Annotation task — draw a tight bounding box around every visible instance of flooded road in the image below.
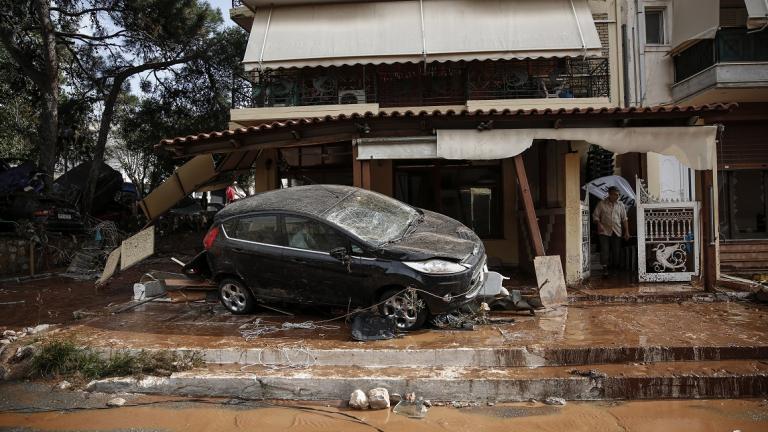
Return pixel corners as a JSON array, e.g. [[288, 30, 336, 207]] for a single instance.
[[1, 398, 767, 431]]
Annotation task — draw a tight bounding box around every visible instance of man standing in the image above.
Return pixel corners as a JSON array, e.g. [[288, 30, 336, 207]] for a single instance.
[[592, 186, 630, 274]]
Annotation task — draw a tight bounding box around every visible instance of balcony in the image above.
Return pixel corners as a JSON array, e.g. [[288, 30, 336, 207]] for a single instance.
[[230, 58, 610, 124], [672, 29, 768, 104]]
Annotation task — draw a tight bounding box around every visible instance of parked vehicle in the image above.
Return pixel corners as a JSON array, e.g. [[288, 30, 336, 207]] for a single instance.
[[185, 185, 489, 330]]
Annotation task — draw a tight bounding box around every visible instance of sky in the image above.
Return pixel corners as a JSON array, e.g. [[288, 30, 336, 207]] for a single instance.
[[209, 0, 236, 27]]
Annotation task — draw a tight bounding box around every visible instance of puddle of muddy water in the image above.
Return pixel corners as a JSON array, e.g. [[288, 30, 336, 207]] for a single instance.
[[1, 399, 767, 432]]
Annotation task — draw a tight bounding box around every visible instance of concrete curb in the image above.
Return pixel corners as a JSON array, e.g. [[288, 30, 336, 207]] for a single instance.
[[92, 345, 768, 368], [86, 367, 768, 402]]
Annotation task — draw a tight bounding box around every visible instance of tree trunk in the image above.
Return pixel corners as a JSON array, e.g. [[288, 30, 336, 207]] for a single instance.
[[82, 77, 124, 215], [34, 0, 59, 191]]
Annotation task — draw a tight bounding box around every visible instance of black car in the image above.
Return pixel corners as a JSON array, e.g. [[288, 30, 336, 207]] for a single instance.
[[189, 185, 487, 330]]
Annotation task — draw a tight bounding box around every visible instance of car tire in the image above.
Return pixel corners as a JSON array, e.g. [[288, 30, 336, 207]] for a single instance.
[[218, 278, 255, 315], [378, 288, 428, 331]]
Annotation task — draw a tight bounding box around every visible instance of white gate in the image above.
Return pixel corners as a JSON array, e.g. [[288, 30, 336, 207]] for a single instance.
[[580, 200, 591, 279], [636, 178, 700, 282]]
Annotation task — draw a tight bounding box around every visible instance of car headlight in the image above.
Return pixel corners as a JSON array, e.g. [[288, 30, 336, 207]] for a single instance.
[[403, 259, 467, 274]]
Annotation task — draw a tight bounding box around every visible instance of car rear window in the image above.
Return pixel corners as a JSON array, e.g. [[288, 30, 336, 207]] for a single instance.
[[227, 215, 280, 245]]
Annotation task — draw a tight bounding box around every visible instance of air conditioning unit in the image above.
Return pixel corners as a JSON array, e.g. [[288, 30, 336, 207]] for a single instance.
[[338, 89, 366, 104]]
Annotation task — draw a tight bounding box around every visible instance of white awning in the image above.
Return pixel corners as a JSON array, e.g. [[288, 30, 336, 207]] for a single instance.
[[745, 0, 768, 30], [670, 0, 720, 54], [244, 0, 603, 71], [356, 127, 719, 171]]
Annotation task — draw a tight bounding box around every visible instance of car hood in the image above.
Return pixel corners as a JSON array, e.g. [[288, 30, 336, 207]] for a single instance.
[[380, 210, 483, 262]]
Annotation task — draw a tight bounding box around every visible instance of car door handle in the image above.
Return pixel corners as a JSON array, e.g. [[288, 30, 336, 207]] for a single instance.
[[291, 258, 308, 264], [232, 247, 247, 253]]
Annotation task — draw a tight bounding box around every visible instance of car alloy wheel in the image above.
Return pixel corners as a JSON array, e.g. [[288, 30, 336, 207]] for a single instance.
[[380, 288, 427, 331], [219, 278, 254, 314]]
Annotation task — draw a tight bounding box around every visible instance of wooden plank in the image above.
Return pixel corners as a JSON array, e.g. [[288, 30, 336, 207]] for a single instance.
[[361, 160, 372, 190], [352, 144, 362, 187], [514, 154, 545, 257], [162, 278, 216, 288]]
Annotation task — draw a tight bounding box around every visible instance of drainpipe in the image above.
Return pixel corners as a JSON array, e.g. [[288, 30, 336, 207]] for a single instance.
[[634, 0, 646, 106], [622, 24, 631, 108]]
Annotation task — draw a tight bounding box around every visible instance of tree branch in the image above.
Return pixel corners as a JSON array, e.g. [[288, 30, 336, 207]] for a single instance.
[[50, 6, 121, 17], [0, 30, 46, 87], [55, 29, 127, 41]]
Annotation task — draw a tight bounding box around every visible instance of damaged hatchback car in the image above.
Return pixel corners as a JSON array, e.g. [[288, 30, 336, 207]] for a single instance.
[[187, 185, 494, 330]]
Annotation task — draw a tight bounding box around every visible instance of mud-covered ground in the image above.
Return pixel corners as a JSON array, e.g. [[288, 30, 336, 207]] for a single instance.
[[0, 382, 767, 432], [0, 231, 205, 329]]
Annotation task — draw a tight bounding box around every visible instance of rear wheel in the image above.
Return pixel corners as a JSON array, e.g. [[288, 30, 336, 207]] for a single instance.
[[219, 278, 255, 314], [378, 288, 428, 331]]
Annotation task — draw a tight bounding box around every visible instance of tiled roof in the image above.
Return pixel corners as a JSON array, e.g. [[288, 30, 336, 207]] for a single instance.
[[157, 103, 737, 147]]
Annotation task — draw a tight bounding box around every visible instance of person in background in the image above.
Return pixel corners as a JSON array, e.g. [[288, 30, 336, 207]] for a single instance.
[[593, 186, 630, 275], [225, 181, 246, 205]]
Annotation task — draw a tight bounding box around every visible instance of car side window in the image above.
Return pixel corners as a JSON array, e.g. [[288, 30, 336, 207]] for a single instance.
[[231, 215, 280, 245], [284, 216, 348, 252]]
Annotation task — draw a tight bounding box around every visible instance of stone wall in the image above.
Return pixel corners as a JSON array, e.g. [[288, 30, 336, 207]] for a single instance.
[[0, 237, 31, 276], [0, 234, 83, 277]]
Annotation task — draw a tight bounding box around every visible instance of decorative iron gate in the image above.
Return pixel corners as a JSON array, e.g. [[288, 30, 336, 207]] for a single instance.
[[580, 200, 591, 279], [636, 178, 700, 282]]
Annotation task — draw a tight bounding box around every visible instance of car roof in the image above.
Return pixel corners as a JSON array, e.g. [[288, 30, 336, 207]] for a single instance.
[[214, 184, 362, 222]]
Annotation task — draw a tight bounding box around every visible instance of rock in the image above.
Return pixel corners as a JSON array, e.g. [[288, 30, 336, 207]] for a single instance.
[[106, 397, 126, 407], [0, 339, 10, 345], [28, 324, 51, 335], [367, 388, 390, 410], [2, 330, 16, 338], [487, 402, 495, 406], [13, 345, 38, 362], [58, 380, 72, 390], [349, 389, 369, 410], [389, 393, 402, 404], [404, 392, 416, 402], [544, 397, 567, 406], [423, 399, 432, 408]]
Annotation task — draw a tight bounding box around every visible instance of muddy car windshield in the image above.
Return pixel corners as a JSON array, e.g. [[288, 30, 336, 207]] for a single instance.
[[322, 191, 419, 245]]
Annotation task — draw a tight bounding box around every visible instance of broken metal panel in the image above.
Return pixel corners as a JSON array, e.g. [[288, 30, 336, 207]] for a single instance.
[[97, 248, 121, 286], [534, 255, 568, 308], [120, 226, 155, 271], [139, 155, 217, 221], [636, 178, 701, 282]]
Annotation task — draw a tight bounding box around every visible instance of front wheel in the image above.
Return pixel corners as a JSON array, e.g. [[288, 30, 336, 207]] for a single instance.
[[219, 278, 255, 314], [378, 288, 428, 331]]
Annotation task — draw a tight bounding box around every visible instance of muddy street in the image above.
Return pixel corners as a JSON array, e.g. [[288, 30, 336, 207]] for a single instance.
[[0, 383, 767, 432]]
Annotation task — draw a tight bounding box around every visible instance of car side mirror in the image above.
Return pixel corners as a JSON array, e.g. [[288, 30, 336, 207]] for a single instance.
[[329, 247, 349, 262], [330, 246, 353, 273]]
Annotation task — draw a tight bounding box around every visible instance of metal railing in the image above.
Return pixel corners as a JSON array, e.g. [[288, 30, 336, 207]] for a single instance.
[[231, 0, 245, 8], [674, 28, 768, 83], [232, 58, 611, 109]]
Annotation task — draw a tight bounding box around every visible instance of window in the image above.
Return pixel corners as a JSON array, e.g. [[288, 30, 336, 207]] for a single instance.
[[394, 161, 503, 238], [645, 9, 666, 45], [284, 216, 350, 252], [230, 215, 281, 244]]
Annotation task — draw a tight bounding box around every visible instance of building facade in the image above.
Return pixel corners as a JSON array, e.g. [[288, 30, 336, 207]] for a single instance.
[[624, 0, 768, 275]]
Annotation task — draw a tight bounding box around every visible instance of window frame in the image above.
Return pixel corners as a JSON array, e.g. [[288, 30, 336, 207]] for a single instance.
[[644, 7, 667, 46]]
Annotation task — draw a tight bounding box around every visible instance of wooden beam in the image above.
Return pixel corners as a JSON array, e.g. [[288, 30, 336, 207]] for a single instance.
[[352, 144, 362, 188], [514, 154, 545, 257], [700, 169, 717, 292]]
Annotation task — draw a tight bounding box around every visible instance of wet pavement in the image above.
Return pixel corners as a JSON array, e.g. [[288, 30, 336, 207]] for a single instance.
[[1, 382, 767, 431], [49, 299, 768, 354]]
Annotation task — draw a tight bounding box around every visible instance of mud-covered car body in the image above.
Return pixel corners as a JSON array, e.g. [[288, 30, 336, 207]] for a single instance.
[[189, 185, 488, 329]]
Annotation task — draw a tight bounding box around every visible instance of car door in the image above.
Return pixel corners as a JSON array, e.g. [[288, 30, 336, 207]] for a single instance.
[[223, 214, 290, 300], [282, 215, 370, 306]]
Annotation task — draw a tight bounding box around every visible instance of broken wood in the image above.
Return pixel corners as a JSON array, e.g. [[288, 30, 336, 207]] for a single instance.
[[514, 154, 545, 257]]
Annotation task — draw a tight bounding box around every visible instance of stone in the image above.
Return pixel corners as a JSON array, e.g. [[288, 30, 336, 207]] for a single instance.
[[367, 388, 390, 410], [423, 399, 432, 408], [13, 345, 37, 362], [487, 402, 495, 406], [2, 330, 16, 338], [58, 380, 72, 390], [0, 339, 10, 345], [28, 324, 51, 335], [389, 393, 402, 404], [107, 397, 126, 407], [544, 397, 567, 406], [404, 392, 416, 402], [348, 389, 369, 410]]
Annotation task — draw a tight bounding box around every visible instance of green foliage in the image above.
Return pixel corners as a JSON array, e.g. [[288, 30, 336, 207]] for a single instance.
[[31, 339, 204, 380]]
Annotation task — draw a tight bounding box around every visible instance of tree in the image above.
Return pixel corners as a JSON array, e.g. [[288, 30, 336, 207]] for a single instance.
[[0, 0, 63, 187], [113, 26, 247, 196]]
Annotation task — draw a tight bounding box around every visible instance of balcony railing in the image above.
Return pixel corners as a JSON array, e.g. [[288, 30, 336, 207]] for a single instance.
[[231, 0, 245, 7], [674, 28, 768, 83], [232, 58, 610, 110]]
